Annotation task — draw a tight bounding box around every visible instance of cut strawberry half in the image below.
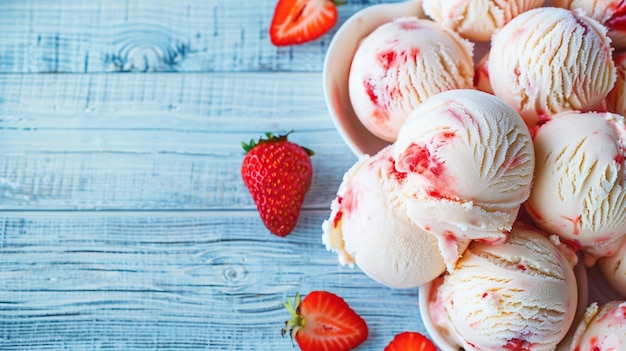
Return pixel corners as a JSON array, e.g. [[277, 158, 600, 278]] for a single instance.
[[384, 331, 437, 351], [282, 291, 368, 351], [269, 0, 344, 46]]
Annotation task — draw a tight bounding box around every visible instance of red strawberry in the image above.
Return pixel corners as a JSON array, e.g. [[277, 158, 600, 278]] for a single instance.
[[269, 0, 345, 46], [282, 291, 368, 351], [384, 331, 437, 351], [241, 132, 314, 236]]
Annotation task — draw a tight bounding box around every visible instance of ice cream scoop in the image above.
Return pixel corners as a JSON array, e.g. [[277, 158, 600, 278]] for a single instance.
[[425, 224, 579, 351], [422, 0, 546, 41], [569, 300, 626, 350], [555, 0, 626, 50], [321, 145, 449, 289], [392, 89, 535, 265], [348, 17, 474, 142], [607, 51, 626, 117], [488, 7, 616, 130], [525, 110, 626, 266]]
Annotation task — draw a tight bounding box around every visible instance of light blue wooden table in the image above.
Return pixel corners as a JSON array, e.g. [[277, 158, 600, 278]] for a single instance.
[[0, 1, 428, 349]]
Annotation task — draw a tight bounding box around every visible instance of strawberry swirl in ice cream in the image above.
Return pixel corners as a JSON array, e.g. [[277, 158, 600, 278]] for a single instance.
[[323, 89, 533, 282], [393, 89, 534, 266], [321, 145, 451, 289], [569, 300, 626, 350], [348, 17, 474, 142]]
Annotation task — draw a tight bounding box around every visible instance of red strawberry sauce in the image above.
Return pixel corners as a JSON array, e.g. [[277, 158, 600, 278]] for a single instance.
[[607, 1, 626, 31]]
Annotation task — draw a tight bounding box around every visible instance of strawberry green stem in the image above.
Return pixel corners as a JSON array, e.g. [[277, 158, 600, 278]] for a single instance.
[[282, 292, 305, 341], [241, 131, 315, 156]]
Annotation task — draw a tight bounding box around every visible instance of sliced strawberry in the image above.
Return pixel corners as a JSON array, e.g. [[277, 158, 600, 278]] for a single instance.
[[282, 291, 368, 351], [269, 0, 343, 46], [384, 331, 437, 351]]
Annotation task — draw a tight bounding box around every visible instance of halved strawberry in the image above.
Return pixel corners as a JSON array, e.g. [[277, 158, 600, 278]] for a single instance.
[[269, 0, 344, 46], [282, 291, 368, 351], [384, 331, 437, 351]]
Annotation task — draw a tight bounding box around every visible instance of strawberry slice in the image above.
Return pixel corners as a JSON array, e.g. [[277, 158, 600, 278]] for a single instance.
[[384, 332, 437, 351], [282, 291, 368, 351], [269, 0, 344, 46]]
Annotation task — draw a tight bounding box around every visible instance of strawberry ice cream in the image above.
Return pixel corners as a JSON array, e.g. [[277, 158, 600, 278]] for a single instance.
[[321, 145, 450, 289], [488, 7, 616, 129], [392, 89, 535, 266], [422, 0, 546, 41], [348, 17, 474, 142], [427, 224, 579, 351], [555, 0, 626, 50], [569, 300, 626, 350], [525, 110, 626, 266]]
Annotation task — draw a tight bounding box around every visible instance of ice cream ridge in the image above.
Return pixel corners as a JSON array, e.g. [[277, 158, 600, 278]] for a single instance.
[[322, 89, 535, 288]]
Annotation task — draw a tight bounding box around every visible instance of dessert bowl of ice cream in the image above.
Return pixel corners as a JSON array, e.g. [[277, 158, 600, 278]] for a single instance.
[[323, 1, 626, 350]]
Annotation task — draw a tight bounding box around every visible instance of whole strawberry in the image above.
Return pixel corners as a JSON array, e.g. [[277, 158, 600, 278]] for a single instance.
[[241, 132, 314, 236]]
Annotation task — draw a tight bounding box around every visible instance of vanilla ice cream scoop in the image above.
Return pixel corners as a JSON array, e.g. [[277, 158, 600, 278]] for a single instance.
[[429, 224, 579, 351], [348, 17, 474, 142], [422, 0, 546, 41], [525, 110, 626, 266], [321, 145, 450, 289], [555, 0, 626, 50], [392, 89, 535, 265], [569, 300, 626, 350], [488, 7, 616, 129]]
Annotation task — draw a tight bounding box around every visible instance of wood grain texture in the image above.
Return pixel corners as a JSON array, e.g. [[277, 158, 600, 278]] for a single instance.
[[0, 73, 357, 210], [0, 0, 402, 73], [0, 0, 431, 350], [0, 213, 427, 350]]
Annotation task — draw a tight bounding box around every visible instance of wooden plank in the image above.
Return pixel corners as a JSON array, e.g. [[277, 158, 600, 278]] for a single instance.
[[0, 73, 358, 210], [0, 0, 394, 73], [0, 212, 427, 350]]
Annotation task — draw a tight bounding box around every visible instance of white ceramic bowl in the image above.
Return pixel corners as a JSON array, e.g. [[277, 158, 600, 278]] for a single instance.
[[322, 0, 424, 156]]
